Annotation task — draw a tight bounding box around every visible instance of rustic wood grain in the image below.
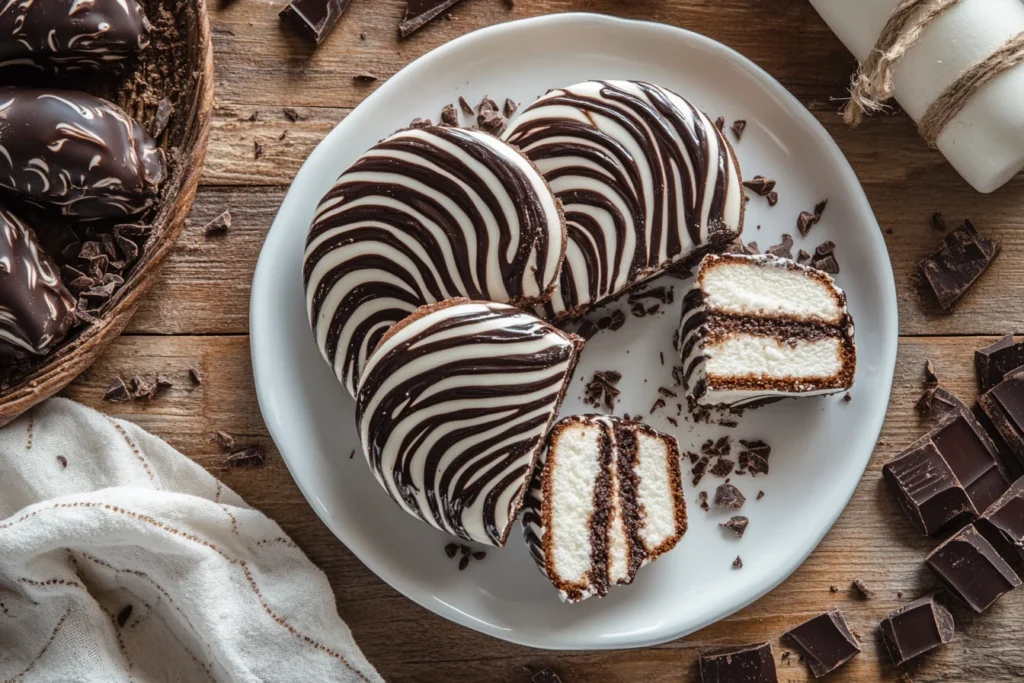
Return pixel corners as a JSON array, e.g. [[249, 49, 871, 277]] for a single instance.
[[51, 0, 1024, 680]]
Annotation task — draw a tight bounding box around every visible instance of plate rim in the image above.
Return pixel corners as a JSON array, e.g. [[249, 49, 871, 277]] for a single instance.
[[250, 11, 899, 650]]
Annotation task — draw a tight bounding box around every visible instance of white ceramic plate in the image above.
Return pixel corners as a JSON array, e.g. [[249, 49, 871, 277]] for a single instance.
[[251, 13, 898, 650]]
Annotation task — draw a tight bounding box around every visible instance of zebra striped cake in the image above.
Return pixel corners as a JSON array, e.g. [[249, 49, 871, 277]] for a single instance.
[[504, 80, 744, 320], [304, 125, 567, 397], [356, 299, 583, 547]]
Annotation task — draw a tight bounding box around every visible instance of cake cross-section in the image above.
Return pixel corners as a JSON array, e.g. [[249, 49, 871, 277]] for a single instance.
[[522, 415, 687, 602], [679, 253, 856, 408], [356, 299, 583, 547]]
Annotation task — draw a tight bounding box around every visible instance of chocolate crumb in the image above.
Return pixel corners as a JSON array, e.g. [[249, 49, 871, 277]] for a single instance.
[[202, 210, 231, 237], [440, 103, 459, 126], [660, 352, 664, 366], [477, 109, 506, 135], [226, 446, 264, 468], [253, 140, 264, 160], [472, 551, 486, 560], [444, 543, 458, 558], [781, 651, 791, 661], [797, 211, 817, 236], [929, 212, 946, 231], [458, 96, 474, 116], [733, 556, 743, 569], [756, 490, 765, 500], [503, 98, 518, 117], [829, 585, 839, 593], [797, 249, 811, 264], [767, 191, 779, 206], [924, 358, 938, 385], [248, 111, 258, 122], [283, 107, 301, 122], [721, 516, 749, 537], [188, 366, 202, 385], [212, 430, 236, 450], [699, 491, 710, 512], [349, 449, 355, 459], [766, 234, 794, 260], [742, 175, 776, 197], [715, 483, 746, 510], [151, 99, 173, 138], [710, 458, 735, 478], [843, 393, 852, 402], [104, 377, 131, 402], [116, 604, 132, 628], [814, 199, 828, 219], [650, 398, 666, 414], [714, 116, 725, 132], [57, 456, 67, 468], [731, 119, 747, 140], [608, 309, 626, 331], [359, 32, 365, 40], [458, 556, 469, 571], [666, 417, 679, 427], [353, 72, 378, 83], [409, 117, 432, 129], [852, 578, 875, 599]]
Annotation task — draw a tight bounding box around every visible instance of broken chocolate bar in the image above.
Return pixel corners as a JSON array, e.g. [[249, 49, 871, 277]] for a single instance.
[[879, 594, 955, 666], [975, 477, 1024, 567], [919, 219, 1001, 311], [699, 642, 777, 683], [399, 0, 462, 38], [279, 0, 352, 44], [926, 524, 1021, 613], [976, 335, 1024, 393], [883, 408, 1009, 536], [979, 371, 1024, 468], [783, 608, 860, 678]]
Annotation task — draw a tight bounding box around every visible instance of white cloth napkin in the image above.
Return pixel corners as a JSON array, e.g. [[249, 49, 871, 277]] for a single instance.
[[0, 398, 382, 683]]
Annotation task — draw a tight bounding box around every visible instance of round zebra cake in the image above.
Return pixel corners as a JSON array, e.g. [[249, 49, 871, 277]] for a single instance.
[[356, 299, 584, 547], [504, 80, 744, 320], [304, 126, 566, 397]]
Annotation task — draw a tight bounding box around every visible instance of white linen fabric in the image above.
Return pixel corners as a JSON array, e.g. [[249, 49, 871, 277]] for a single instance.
[[0, 398, 382, 683]]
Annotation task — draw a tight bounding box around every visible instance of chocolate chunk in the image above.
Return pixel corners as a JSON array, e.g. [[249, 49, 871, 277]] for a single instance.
[[0, 89, 163, 218], [884, 408, 1009, 536], [710, 458, 735, 478], [742, 175, 776, 196], [715, 484, 746, 510], [720, 516, 748, 537], [279, 0, 352, 44], [409, 117, 432, 129], [458, 555, 469, 571], [766, 191, 779, 206], [783, 608, 860, 678], [976, 335, 1024, 393], [756, 490, 765, 500], [691, 457, 709, 487], [714, 116, 725, 132], [444, 543, 458, 558], [212, 430, 236, 450], [477, 97, 499, 114], [116, 604, 133, 628], [797, 249, 811, 264], [979, 371, 1024, 468], [0, 207, 75, 363], [915, 384, 967, 420], [852, 578, 875, 599], [975, 477, 1024, 567], [188, 366, 203, 385], [699, 643, 775, 682], [104, 377, 132, 402], [399, 0, 462, 38], [814, 199, 828, 220], [608, 309, 626, 331], [698, 491, 710, 512], [724, 237, 760, 256], [926, 524, 1021, 613], [919, 219, 1001, 311], [929, 212, 947, 231], [226, 446, 265, 468], [440, 104, 459, 126], [472, 551, 486, 560], [353, 72, 378, 83], [0, 0, 151, 74], [202, 211, 232, 237], [797, 211, 817, 236], [151, 99, 173, 138], [458, 96, 474, 116], [503, 98, 518, 118], [531, 668, 561, 683], [283, 107, 302, 122], [765, 234, 794, 260], [477, 109, 506, 136], [731, 120, 747, 140], [254, 140, 264, 160], [880, 594, 955, 666], [733, 556, 743, 569]]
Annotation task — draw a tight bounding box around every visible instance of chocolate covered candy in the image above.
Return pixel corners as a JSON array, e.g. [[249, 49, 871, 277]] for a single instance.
[[0, 206, 75, 363], [0, 88, 165, 218], [0, 0, 151, 73]]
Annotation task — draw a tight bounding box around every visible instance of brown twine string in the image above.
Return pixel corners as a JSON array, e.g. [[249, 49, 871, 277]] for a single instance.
[[842, 0, 962, 127], [918, 30, 1024, 145]]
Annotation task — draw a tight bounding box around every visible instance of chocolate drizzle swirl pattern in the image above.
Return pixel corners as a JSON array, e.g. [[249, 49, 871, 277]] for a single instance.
[[356, 300, 583, 547], [0, 205, 75, 363], [305, 126, 566, 397], [0, 0, 151, 73], [504, 80, 744, 319], [0, 88, 166, 218]]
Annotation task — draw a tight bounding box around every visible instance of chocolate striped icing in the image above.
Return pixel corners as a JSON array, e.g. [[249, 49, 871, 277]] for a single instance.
[[0, 205, 75, 363], [504, 80, 743, 319], [305, 126, 566, 397], [0, 0, 151, 73], [356, 299, 583, 546]]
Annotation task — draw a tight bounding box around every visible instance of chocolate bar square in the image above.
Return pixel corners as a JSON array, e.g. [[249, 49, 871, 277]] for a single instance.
[[975, 477, 1024, 567], [699, 642, 778, 682], [879, 594, 955, 666], [782, 608, 860, 678], [926, 525, 1021, 613], [980, 371, 1024, 467], [977, 335, 1024, 393], [919, 219, 1000, 311]]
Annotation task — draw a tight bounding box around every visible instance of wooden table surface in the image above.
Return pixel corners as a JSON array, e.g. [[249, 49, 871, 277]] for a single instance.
[[59, 1, 1024, 680]]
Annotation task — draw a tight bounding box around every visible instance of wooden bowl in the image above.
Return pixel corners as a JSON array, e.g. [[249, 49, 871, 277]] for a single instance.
[[0, 0, 215, 426]]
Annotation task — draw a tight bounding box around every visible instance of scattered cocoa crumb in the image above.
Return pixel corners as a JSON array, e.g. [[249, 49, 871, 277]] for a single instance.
[[715, 483, 746, 510], [248, 111, 258, 122], [853, 578, 876, 599], [503, 98, 518, 118], [104, 377, 131, 402], [742, 175, 776, 197], [659, 352, 664, 366], [283, 107, 301, 122], [349, 449, 355, 459], [721, 516, 749, 537], [666, 417, 679, 427], [698, 491, 710, 512], [440, 103, 459, 126], [733, 556, 743, 569], [116, 604, 133, 628], [458, 96, 474, 116], [359, 32, 366, 40], [188, 366, 202, 385], [353, 72, 378, 83], [253, 140, 264, 160], [767, 191, 779, 206], [212, 430, 236, 450], [650, 398, 667, 414], [731, 119, 746, 140], [57, 456, 68, 468], [714, 116, 725, 132], [756, 490, 764, 500], [444, 543, 458, 558], [843, 393, 852, 402], [658, 386, 678, 399], [202, 210, 231, 237], [630, 302, 647, 318], [829, 585, 839, 593], [226, 446, 264, 468], [929, 212, 946, 231], [766, 234, 794, 260], [897, 591, 903, 599]]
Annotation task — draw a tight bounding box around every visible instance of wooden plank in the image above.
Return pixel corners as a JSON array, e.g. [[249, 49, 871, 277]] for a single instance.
[[61, 333, 1024, 682]]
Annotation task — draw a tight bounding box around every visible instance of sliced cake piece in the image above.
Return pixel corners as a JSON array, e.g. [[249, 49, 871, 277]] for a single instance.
[[522, 415, 687, 602], [679, 253, 856, 408], [356, 299, 583, 547]]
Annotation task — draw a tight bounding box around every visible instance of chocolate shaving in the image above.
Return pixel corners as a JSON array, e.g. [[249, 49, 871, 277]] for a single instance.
[[766, 234, 794, 260], [353, 72, 378, 83], [721, 516, 749, 537], [226, 446, 264, 468], [202, 211, 231, 237], [715, 483, 746, 510], [104, 377, 131, 402], [853, 578, 876, 599], [731, 119, 747, 140], [742, 175, 776, 197], [212, 430, 236, 450]]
